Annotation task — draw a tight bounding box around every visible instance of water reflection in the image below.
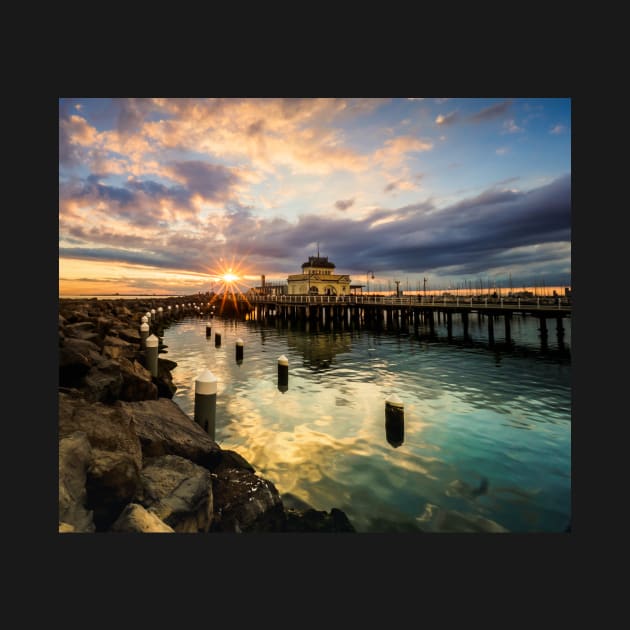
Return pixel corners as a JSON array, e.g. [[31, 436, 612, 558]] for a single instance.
[[162, 315, 571, 533], [385, 414, 404, 448]]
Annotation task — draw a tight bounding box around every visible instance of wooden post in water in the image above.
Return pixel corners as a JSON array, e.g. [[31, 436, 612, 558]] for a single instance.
[[194, 369, 217, 437], [277, 355, 288, 393], [462, 310, 469, 341], [385, 394, 404, 448], [488, 313, 495, 345], [556, 317, 565, 349], [145, 334, 159, 377], [504, 313, 512, 345], [446, 310, 452, 341]]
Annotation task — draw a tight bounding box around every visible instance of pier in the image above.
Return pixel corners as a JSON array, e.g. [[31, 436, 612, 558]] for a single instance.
[[243, 293, 571, 351]]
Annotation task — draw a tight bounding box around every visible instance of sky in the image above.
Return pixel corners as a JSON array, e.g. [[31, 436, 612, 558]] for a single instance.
[[59, 97, 571, 295]]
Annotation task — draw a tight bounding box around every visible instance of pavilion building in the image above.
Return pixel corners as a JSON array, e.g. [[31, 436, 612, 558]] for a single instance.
[[287, 256, 351, 296]]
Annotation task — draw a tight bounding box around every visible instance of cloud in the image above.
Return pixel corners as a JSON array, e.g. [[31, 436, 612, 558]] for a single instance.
[[335, 198, 355, 211], [550, 124, 566, 135], [115, 98, 156, 136], [373, 135, 433, 169], [60, 174, 571, 286], [436, 101, 513, 128], [495, 147, 508, 155], [435, 112, 459, 126], [469, 100, 512, 122], [502, 119, 523, 134], [167, 160, 241, 202]]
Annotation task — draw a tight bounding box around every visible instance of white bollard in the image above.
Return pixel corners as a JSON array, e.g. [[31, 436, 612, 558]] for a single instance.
[[145, 334, 159, 377], [236, 338, 244, 363], [157, 306, 163, 320], [141, 315, 148, 324], [140, 321, 150, 348], [278, 355, 288, 392], [194, 369, 217, 436], [385, 394, 404, 448]]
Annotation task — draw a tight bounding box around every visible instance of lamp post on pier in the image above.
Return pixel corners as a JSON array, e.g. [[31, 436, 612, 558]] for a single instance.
[[366, 270, 374, 295]]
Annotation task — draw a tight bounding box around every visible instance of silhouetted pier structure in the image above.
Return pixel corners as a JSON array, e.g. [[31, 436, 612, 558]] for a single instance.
[[243, 294, 571, 351]]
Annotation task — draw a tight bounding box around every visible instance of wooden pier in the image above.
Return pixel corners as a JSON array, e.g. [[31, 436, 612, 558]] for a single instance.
[[242, 294, 571, 350]]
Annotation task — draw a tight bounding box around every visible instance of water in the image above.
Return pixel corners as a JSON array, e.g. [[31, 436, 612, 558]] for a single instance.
[[161, 311, 571, 533]]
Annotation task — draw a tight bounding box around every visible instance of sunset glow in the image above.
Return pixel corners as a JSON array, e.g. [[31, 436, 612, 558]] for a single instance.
[[59, 98, 571, 295]]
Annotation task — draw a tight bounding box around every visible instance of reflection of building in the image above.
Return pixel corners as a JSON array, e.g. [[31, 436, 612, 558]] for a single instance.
[[287, 256, 351, 296], [286, 330, 352, 369]]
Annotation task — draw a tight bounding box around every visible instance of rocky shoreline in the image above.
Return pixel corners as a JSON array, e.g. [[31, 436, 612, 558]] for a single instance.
[[58, 295, 355, 533]]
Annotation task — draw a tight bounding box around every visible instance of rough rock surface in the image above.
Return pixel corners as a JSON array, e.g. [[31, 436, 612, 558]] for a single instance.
[[58, 431, 95, 533], [58, 296, 357, 533], [59, 393, 143, 530], [134, 455, 214, 533], [110, 503, 175, 533], [121, 398, 220, 465], [211, 467, 285, 532]]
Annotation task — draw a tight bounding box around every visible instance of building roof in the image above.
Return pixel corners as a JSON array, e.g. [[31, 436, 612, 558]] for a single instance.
[[301, 256, 335, 269]]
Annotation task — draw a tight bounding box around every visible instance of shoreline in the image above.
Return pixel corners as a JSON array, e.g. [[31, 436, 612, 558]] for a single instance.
[[58, 295, 355, 533]]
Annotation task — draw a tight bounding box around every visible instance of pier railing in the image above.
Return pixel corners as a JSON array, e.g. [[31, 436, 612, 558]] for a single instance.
[[245, 294, 572, 311]]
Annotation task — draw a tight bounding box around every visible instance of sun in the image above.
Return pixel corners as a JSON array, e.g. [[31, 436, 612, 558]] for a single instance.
[[221, 272, 240, 283]]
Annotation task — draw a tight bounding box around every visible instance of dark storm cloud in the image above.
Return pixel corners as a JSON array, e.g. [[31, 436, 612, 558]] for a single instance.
[[60, 173, 570, 286], [59, 247, 182, 269], [468, 100, 512, 122], [169, 160, 240, 202], [335, 198, 355, 210]]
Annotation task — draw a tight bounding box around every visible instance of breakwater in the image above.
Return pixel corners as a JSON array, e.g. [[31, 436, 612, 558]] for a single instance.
[[58, 295, 354, 533]]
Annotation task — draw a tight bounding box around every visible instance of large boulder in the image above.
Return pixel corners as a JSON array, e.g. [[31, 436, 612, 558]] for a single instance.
[[154, 358, 177, 398], [134, 455, 214, 533], [110, 503, 175, 533], [211, 467, 284, 532], [83, 359, 124, 403], [121, 398, 220, 466], [117, 328, 142, 344], [58, 431, 95, 533], [102, 335, 136, 360], [58, 393, 143, 530], [118, 358, 158, 402], [59, 338, 102, 388]]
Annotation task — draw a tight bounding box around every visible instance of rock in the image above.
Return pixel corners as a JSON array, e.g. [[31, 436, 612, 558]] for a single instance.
[[115, 306, 132, 318], [433, 509, 508, 533], [118, 328, 142, 344], [65, 321, 96, 335], [58, 431, 95, 533], [121, 398, 220, 466], [211, 449, 255, 474], [102, 335, 136, 360], [211, 467, 284, 532], [134, 455, 214, 533], [83, 359, 124, 403], [110, 503, 175, 533], [285, 507, 356, 532], [158, 358, 178, 371], [59, 393, 143, 530], [59, 338, 101, 388], [59, 522, 75, 533], [154, 359, 177, 398], [118, 358, 158, 402]]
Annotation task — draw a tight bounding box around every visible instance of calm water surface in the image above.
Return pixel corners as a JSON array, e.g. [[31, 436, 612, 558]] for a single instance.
[[161, 312, 571, 533]]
